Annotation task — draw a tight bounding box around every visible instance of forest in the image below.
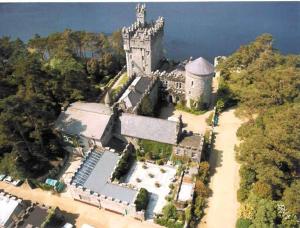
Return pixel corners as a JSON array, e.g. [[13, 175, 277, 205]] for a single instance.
[[217, 34, 300, 227], [0, 29, 125, 179]]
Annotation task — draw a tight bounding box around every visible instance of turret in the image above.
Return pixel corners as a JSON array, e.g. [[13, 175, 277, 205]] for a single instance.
[[122, 4, 165, 77], [136, 3, 146, 26]]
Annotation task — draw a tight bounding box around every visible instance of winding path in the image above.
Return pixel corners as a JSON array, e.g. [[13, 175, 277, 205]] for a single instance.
[[200, 108, 243, 228]]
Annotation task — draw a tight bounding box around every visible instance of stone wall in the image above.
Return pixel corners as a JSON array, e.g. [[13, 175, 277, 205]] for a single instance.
[[111, 74, 136, 104], [185, 71, 213, 107], [157, 68, 186, 103], [173, 134, 204, 163], [122, 5, 164, 77], [98, 66, 127, 103], [67, 146, 146, 220], [132, 76, 159, 114]]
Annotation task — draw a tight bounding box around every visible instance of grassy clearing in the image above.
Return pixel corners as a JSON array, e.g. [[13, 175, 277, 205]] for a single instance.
[[175, 103, 207, 115], [137, 139, 173, 162], [111, 72, 128, 97]]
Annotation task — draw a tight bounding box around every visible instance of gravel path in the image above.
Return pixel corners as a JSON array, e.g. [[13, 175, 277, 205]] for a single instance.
[[200, 108, 243, 228]]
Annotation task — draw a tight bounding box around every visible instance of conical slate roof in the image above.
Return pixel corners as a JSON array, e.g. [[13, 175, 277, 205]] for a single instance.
[[185, 57, 215, 76]]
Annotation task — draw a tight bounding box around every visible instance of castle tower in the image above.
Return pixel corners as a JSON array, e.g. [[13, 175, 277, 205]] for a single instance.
[[184, 57, 215, 108], [122, 4, 164, 77], [136, 3, 146, 26]]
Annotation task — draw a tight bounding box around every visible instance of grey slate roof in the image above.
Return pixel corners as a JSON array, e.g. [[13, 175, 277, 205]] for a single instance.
[[185, 57, 215, 76], [73, 150, 137, 204], [120, 113, 178, 145], [118, 77, 152, 109], [55, 102, 112, 140]]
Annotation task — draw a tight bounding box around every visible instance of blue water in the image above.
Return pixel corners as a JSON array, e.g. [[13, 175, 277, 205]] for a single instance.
[[0, 2, 299, 61]]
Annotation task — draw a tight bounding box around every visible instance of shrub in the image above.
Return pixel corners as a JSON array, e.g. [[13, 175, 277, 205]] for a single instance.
[[112, 150, 133, 180], [165, 195, 172, 201], [169, 183, 174, 189], [205, 112, 214, 126], [237, 188, 249, 203], [194, 196, 205, 219], [136, 178, 141, 183], [283, 180, 300, 215], [185, 206, 192, 223], [252, 181, 272, 199], [239, 165, 256, 190], [160, 168, 166, 173], [236, 218, 252, 228], [157, 159, 164, 165], [155, 182, 161, 188], [198, 162, 210, 184], [148, 173, 154, 178], [238, 203, 255, 220], [216, 99, 225, 113], [162, 203, 178, 220], [195, 180, 210, 198], [134, 188, 149, 211]]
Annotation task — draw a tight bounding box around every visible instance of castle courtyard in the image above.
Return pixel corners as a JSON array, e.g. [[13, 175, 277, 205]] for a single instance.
[[124, 161, 176, 220], [159, 104, 212, 135]]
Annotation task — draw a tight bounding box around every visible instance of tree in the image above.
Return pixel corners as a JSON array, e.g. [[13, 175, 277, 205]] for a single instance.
[[134, 188, 149, 211], [198, 161, 210, 183], [194, 196, 205, 219], [195, 180, 210, 198], [236, 218, 252, 228], [283, 180, 300, 215], [162, 203, 178, 220], [218, 34, 300, 227], [252, 199, 277, 227]]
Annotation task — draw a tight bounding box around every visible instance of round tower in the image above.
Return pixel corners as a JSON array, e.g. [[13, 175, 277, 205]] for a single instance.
[[184, 57, 214, 109]]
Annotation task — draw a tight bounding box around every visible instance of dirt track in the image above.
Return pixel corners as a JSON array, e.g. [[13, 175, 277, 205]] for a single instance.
[[0, 182, 161, 228], [200, 108, 243, 228]]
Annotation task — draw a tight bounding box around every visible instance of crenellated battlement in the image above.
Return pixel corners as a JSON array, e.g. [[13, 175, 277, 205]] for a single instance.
[[122, 4, 165, 77], [122, 17, 164, 44]]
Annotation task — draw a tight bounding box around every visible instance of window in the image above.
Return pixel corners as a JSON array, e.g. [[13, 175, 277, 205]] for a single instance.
[[132, 62, 134, 69], [191, 81, 194, 87], [189, 91, 191, 94]]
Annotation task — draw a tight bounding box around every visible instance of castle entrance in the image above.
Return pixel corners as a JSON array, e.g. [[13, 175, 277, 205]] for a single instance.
[[168, 95, 173, 103]]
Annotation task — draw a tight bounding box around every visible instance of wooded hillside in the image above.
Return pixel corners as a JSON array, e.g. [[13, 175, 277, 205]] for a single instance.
[[0, 29, 125, 179], [218, 34, 300, 227]]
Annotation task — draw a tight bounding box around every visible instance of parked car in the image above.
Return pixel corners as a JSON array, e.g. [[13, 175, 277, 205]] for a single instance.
[[12, 179, 23, 186], [62, 223, 73, 228], [4, 176, 13, 183], [0, 174, 6, 181]]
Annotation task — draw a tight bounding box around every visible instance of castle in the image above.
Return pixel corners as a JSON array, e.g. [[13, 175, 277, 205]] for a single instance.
[[121, 3, 215, 109], [55, 4, 213, 220]]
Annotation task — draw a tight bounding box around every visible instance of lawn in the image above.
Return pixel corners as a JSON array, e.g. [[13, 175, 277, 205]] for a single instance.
[[138, 139, 173, 162], [175, 103, 207, 115], [111, 72, 129, 98]]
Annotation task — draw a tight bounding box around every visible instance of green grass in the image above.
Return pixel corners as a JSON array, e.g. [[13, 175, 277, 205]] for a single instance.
[[0, 152, 23, 179], [138, 139, 173, 161], [111, 72, 128, 98], [175, 103, 207, 115]]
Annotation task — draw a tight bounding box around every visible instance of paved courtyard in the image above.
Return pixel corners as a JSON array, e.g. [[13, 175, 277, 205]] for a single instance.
[[124, 162, 176, 220]]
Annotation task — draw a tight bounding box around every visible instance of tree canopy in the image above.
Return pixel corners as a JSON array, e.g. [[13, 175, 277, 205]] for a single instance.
[[0, 29, 125, 179], [218, 34, 299, 227]]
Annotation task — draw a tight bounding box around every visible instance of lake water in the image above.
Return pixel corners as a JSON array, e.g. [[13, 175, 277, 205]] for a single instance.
[[0, 2, 299, 61]]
